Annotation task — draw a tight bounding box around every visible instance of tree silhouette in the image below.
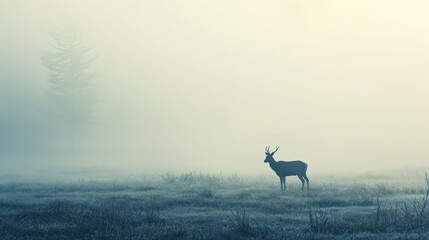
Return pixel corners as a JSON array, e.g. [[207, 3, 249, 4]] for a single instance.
[[41, 25, 98, 154], [42, 26, 97, 126]]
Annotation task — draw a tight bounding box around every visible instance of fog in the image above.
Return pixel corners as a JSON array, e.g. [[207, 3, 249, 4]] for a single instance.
[[1, 1, 429, 177]]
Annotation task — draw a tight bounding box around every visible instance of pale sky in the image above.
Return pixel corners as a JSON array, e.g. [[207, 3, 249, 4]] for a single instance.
[[1, 1, 428, 175]]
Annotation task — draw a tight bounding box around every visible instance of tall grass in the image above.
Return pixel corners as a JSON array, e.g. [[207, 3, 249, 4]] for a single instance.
[[2, 172, 429, 239], [307, 173, 429, 234], [161, 172, 223, 185]]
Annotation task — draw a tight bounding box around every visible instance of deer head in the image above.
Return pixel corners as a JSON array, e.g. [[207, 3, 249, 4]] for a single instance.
[[264, 146, 279, 163]]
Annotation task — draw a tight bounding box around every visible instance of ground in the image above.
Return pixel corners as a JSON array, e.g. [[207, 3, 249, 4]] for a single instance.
[[0, 171, 428, 239]]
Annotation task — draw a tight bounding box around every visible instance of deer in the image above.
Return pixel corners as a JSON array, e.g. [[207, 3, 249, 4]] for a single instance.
[[264, 146, 309, 192]]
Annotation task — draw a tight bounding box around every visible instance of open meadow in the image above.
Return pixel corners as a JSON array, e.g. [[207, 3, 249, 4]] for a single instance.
[[1, 171, 429, 240]]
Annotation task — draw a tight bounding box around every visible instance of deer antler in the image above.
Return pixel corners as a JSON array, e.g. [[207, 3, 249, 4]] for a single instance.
[[265, 146, 271, 154], [271, 146, 279, 155]]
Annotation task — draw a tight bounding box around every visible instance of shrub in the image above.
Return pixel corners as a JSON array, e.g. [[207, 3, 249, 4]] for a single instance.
[[308, 207, 331, 233], [228, 209, 253, 236]]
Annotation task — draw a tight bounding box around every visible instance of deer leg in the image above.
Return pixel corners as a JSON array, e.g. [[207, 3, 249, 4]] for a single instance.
[[279, 177, 283, 192], [282, 176, 286, 192], [298, 175, 305, 190], [303, 174, 309, 190]]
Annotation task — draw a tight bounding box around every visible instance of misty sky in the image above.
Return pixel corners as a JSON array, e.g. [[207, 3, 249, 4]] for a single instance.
[[1, 1, 429, 175]]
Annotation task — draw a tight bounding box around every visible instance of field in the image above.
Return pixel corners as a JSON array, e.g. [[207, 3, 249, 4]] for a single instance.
[[1, 171, 429, 240]]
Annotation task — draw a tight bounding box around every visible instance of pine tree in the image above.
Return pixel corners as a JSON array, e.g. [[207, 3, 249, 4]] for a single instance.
[[41, 25, 98, 154], [42, 25, 98, 129]]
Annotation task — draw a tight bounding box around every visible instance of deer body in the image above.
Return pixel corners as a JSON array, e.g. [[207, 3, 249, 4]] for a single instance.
[[268, 160, 307, 177], [264, 146, 309, 192]]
